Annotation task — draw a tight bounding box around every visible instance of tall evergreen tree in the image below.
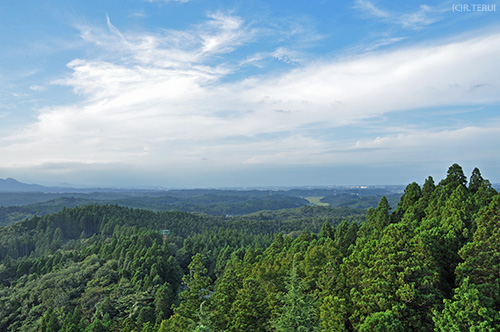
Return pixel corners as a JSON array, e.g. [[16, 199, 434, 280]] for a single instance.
[[154, 282, 175, 324], [468, 167, 484, 194], [441, 163, 468, 188], [173, 253, 212, 324], [333, 220, 358, 257], [271, 255, 319, 331], [455, 194, 500, 311], [211, 259, 243, 331], [229, 278, 270, 332], [40, 308, 60, 332], [194, 302, 214, 332], [391, 182, 421, 223], [433, 278, 499, 331], [350, 222, 442, 330]]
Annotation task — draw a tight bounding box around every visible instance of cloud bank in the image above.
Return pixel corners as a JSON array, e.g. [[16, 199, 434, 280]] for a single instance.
[[1, 12, 500, 186]]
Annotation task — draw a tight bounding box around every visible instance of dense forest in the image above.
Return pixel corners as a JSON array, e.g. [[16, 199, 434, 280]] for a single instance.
[[0, 186, 404, 227], [0, 164, 499, 331], [0, 193, 309, 227]]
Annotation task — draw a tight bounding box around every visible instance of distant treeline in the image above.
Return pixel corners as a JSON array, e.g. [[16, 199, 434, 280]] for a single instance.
[[0, 186, 402, 226]]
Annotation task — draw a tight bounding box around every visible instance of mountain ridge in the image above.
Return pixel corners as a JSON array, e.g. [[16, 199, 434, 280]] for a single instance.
[[0, 178, 49, 192]]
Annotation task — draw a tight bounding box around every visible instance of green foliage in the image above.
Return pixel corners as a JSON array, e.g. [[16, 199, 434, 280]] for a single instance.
[[154, 283, 175, 324], [433, 278, 500, 331], [442, 163, 468, 188], [0, 164, 498, 331], [168, 253, 213, 330], [0, 190, 311, 226], [211, 259, 244, 331], [229, 278, 270, 331], [40, 308, 60, 332], [359, 310, 405, 332], [270, 255, 319, 331], [194, 302, 214, 332]]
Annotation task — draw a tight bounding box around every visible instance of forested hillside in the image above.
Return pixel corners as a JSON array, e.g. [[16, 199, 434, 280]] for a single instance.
[[0, 192, 309, 227], [0, 186, 404, 227], [0, 164, 499, 331]]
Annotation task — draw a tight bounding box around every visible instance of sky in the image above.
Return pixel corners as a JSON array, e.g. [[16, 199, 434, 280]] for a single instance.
[[1, 0, 500, 188]]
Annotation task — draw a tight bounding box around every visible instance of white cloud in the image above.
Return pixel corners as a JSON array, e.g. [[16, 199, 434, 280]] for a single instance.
[[354, 0, 442, 29], [1, 13, 500, 183], [361, 37, 407, 52], [344, 126, 500, 163], [199, 12, 246, 53], [272, 47, 301, 64], [29, 85, 47, 91], [354, 0, 390, 18], [400, 5, 435, 29]]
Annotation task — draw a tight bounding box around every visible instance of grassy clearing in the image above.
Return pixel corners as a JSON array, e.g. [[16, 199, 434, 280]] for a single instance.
[[305, 196, 330, 206]]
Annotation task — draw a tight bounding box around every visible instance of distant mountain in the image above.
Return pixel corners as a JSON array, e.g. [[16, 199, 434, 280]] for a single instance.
[[0, 178, 137, 193], [0, 178, 49, 192]]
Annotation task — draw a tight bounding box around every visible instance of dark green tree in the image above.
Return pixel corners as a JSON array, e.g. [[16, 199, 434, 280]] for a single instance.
[[229, 278, 270, 332], [61, 307, 85, 332], [441, 163, 468, 188], [358, 310, 405, 332], [271, 255, 319, 331], [391, 182, 422, 223], [137, 306, 155, 330], [333, 219, 358, 257], [172, 253, 212, 326], [320, 295, 351, 331], [433, 278, 499, 331], [318, 221, 334, 240], [154, 282, 175, 324], [40, 308, 60, 332], [455, 194, 500, 311], [469, 167, 484, 194], [364, 196, 391, 235], [194, 301, 214, 332], [211, 259, 243, 331], [349, 222, 442, 330]]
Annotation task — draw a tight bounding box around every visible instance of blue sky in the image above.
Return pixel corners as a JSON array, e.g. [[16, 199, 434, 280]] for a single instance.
[[1, 0, 500, 188]]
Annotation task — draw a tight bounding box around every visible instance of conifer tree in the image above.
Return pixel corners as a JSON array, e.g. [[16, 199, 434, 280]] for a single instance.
[[60, 307, 85, 332], [154, 282, 175, 324], [40, 308, 60, 332], [349, 221, 443, 330], [469, 167, 484, 194], [211, 259, 243, 331], [229, 278, 270, 332], [358, 310, 405, 332], [472, 180, 497, 211], [137, 306, 155, 330], [320, 295, 351, 331], [455, 194, 500, 310], [194, 302, 214, 332], [271, 255, 319, 331], [333, 220, 358, 257], [433, 278, 500, 331], [318, 221, 334, 240], [173, 253, 212, 325], [361, 196, 391, 236], [391, 182, 421, 223], [441, 163, 468, 188]]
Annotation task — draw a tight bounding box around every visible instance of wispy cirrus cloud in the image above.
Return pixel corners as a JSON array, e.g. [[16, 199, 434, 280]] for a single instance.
[[354, 0, 443, 29], [354, 0, 390, 18], [79, 12, 255, 70], [399, 5, 435, 28]]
